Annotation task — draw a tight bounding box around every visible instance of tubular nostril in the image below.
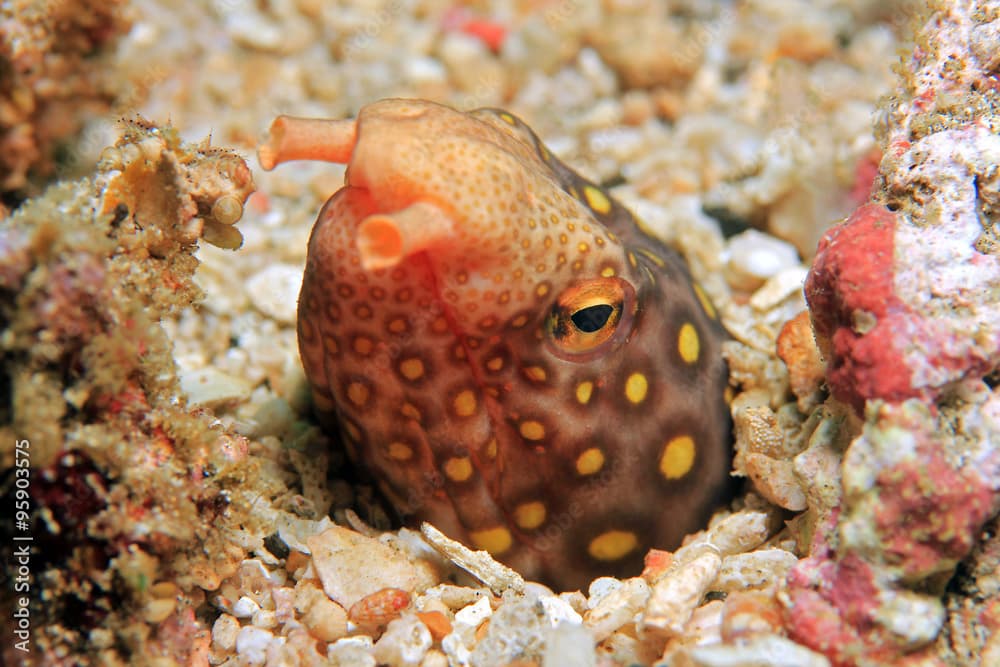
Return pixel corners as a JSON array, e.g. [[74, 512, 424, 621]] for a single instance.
[[357, 215, 404, 270], [355, 201, 456, 271], [257, 115, 357, 170]]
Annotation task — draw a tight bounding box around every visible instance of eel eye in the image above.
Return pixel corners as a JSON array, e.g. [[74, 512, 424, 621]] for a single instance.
[[547, 277, 636, 360], [571, 304, 614, 332]]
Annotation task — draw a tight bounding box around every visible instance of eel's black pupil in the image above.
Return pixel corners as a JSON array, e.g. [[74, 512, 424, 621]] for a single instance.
[[571, 304, 614, 333]]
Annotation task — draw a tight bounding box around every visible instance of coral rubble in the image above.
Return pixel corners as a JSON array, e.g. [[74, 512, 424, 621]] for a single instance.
[[1, 120, 253, 665], [0, 0, 131, 195], [794, 1, 1000, 664]]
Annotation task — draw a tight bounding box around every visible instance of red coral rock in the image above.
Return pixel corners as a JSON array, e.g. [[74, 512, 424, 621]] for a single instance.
[[805, 203, 915, 413], [874, 449, 995, 581], [825, 555, 881, 632], [784, 553, 940, 667], [784, 587, 865, 666]]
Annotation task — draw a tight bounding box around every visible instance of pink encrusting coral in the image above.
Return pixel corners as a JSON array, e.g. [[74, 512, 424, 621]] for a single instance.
[[795, 1, 1000, 664], [784, 398, 1000, 666], [805, 203, 906, 413], [806, 82, 1000, 410]]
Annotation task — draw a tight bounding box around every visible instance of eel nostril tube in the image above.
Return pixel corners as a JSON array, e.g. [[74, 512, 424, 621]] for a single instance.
[[356, 201, 455, 270], [257, 116, 357, 170]]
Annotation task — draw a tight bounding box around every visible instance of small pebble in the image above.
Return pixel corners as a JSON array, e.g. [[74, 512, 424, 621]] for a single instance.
[[349, 587, 411, 629], [539, 594, 583, 627], [424, 584, 489, 611], [543, 621, 596, 667], [245, 264, 304, 325], [202, 219, 244, 250], [421, 649, 449, 667], [226, 11, 284, 52], [372, 614, 433, 666], [404, 56, 448, 86], [686, 634, 831, 666], [720, 590, 785, 642], [704, 510, 777, 556], [453, 595, 493, 640], [142, 597, 175, 623], [586, 577, 623, 607], [726, 230, 801, 289], [180, 367, 254, 407], [441, 632, 472, 666], [584, 577, 650, 642], [295, 580, 348, 642], [713, 549, 799, 593], [235, 626, 275, 666], [251, 608, 277, 629], [640, 548, 721, 640], [307, 526, 437, 609], [212, 614, 241, 651], [328, 636, 377, 667], [749, 266, 808, 312], [685, 600, 724, 645], [231, 596, 261, 619], [416, 610, 452, 642], [250, 397, 295, 438], [743, 453, 808, 511]]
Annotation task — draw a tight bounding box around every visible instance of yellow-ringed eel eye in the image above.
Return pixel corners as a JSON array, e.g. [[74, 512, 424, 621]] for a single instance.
[[546, 277, 636, 360]]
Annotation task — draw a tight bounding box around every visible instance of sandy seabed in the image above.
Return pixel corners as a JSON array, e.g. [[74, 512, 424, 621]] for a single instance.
[[2, 1, 1000, 665]]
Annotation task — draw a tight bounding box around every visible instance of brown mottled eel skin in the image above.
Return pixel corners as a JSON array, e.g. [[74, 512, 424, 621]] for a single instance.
[[259, 99, 733, 591]]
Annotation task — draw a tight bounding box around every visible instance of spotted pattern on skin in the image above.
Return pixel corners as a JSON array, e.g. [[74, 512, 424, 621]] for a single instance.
[[398, 357, 425, 382], [519, 420, 546, 441], [575, 380, 594, 405], [624, 372, 648, 405], [388, 441, 413, 461], [322, 335, 339, 356], [387, 316, 409, 334], [470, 526, 513, 555], [452, 389, 477, 417], [588, 530, 639, 561], [576, 447, 605, 476], [514, 501, 547, 530], [352, 335, 374, 356], [277, 99, 733, 591], [523, 365, 547, 383], [678, 322, 701, 364], [444, 456, 474, 482], [346, 380, 371, 408], [660, 435, 696, 479]]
